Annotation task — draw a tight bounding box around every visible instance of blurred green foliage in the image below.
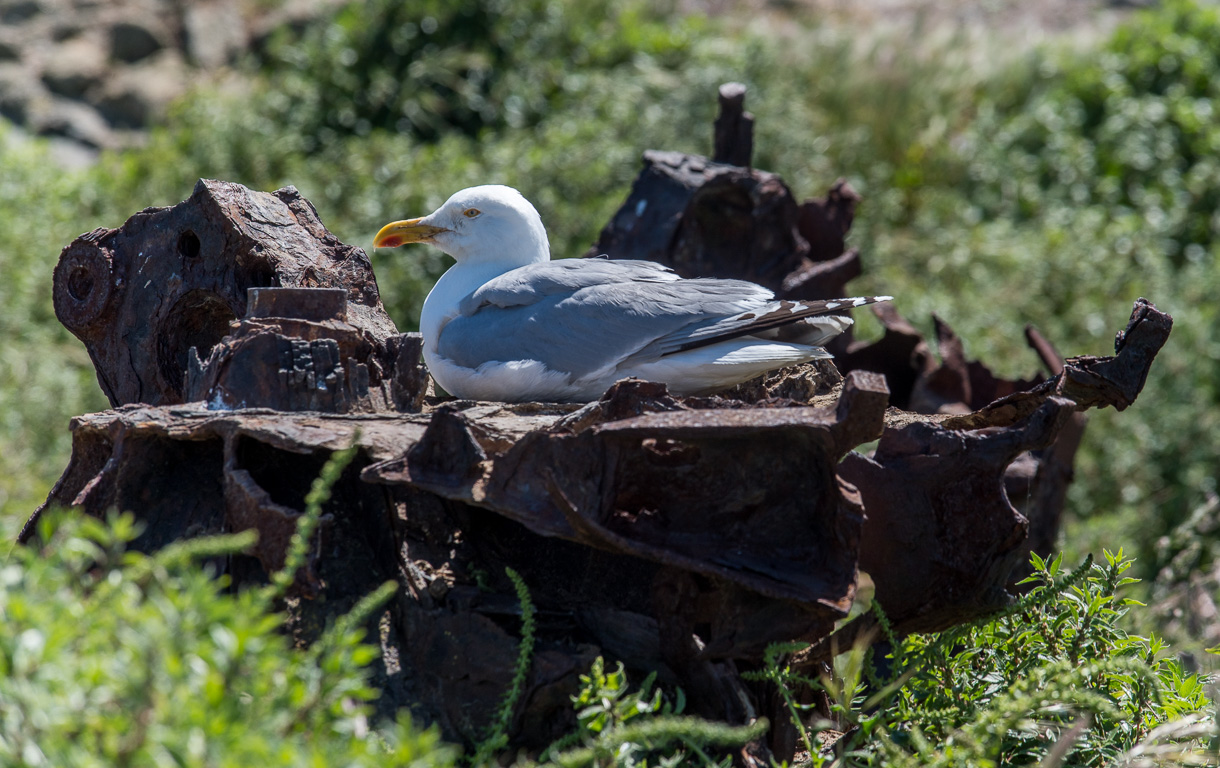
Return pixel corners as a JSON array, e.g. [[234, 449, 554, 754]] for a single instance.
[[256, 0, 699, 143], [0, 134, 113, 519], [858, 0, 1220, 569], [0, 511, 457, 766], [0, 0, 1217, 626]]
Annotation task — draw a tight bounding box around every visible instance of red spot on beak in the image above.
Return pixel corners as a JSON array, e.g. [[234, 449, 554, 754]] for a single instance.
[[379, 236, 404, 248]]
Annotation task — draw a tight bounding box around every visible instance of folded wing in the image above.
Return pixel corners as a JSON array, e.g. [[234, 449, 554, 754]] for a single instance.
[[438, 258, 887, 383]]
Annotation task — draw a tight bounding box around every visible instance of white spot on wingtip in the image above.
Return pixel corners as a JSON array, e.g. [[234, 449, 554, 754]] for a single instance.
[[852, 297, 868, 306], [635, 199, 648, 217], [824, 301, 841, 309]]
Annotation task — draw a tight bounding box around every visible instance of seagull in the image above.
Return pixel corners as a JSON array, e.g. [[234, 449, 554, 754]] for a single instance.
[[373, 185, 890, 403]]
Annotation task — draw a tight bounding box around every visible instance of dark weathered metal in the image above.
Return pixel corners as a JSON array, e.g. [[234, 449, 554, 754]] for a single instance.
[[845, 396, 1076, 633], [26, 290, 1171, 750], [589, 150, 810, 289], [184, 287, 394, 412], [247, 285, 347, 321], [52, 179, 401, 407], [713, 81, 754, 167], [794, 179, 860, 271]]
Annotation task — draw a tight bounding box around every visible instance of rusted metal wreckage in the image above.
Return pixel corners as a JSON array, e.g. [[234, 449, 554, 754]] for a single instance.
[[27, 86, 1171, 761]]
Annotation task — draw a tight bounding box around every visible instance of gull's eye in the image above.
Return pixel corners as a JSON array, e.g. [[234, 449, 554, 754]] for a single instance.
[[463, 208, 481, 218]]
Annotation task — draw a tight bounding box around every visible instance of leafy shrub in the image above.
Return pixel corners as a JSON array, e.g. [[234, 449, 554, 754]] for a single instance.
[[535, 657, 765, 768], [751, 550, 1216, 767], [0, 445, 456, 766], [965, 0, 1220, 258], [0, 511, 456, 767]]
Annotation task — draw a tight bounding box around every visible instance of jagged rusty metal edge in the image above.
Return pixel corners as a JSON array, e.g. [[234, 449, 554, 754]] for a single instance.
[[792, 299, 1173, 668], [363, 371, 890, 614], [938, 298, 1172, 430]]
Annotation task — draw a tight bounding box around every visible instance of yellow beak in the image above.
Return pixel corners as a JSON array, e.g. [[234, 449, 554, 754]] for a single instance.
[[372, 218, 449, 249]]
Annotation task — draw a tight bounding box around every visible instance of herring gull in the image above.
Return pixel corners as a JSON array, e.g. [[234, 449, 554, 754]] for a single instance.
[[373, 185, 890, 403]]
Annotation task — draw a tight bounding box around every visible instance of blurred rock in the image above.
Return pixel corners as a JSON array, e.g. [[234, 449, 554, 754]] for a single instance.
[[0, 62, 40, 123], [51, 17, 87, 41], [109, 17, 166, 63], [34, 96, 115, 148], [0, 0, 43, 25], [0, 0, 341, 163], [45, 135, 101, 168], [0, 30, 22, 61], [97, 50, 185, 127], [184, 0, 247, 68], [41, 36, 108, 98]]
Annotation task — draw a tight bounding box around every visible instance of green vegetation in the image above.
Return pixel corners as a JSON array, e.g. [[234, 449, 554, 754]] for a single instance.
[[471, 566, 537, 765], [1, 0, 1219, 763], [0, 451, 456, 766], [862, 0, 1220, 562], [746, 550, 1216, 766], [3, 512, 1212, 766]]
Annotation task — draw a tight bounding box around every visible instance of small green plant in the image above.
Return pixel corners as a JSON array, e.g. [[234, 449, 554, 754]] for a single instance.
[[0, 447, 457, 767], [470, 566, 538, 765], [535, 657, 764, 768], [752, 550, 1216, 767]]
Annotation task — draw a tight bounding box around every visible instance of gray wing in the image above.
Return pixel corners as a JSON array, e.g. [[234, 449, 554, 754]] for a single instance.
[[439, 262, 775, 379], [457, 259, 681, 314]]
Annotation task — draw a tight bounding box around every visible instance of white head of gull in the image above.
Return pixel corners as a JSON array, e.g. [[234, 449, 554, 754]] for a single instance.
[[374, 184, 891, 403]]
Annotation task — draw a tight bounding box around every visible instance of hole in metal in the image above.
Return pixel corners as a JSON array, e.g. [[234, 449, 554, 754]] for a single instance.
[[177, 230, 201, 260], [67, 265, 94, 301], [157, 290, 237, 398]]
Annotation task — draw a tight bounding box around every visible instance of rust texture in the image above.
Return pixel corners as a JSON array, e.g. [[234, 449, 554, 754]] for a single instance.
[[29, 85, 1173, 763], [52, 179, 400, 407]]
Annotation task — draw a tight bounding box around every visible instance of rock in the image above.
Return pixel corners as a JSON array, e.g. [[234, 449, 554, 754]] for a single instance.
[[97, 50, 185, 128], [0, 0, 346, 164], [0, 0, 42, 25], [0, 62, 41, 123], [32, 96, 115, 148], [184, 0, 247, 68], [41, 35, 108, 99], [0, 30, 22, 61], [52, 18, 86, 42], [109, 17, 166, 63]]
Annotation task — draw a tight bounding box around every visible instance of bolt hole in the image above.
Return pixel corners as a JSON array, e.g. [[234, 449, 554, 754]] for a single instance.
[[67, 266, 94, 301], [177, 230, 201, 260]]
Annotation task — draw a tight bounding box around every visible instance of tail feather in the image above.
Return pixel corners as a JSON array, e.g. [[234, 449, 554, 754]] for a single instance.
[[662, 295, 892, 356]]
